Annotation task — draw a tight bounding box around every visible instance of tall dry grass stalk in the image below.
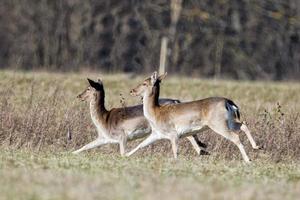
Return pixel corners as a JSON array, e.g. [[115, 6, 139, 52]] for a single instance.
[[0, 71, 299, 162]]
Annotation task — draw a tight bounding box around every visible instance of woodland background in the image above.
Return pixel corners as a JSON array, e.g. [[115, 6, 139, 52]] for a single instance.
[[0, 0, 299, 80]]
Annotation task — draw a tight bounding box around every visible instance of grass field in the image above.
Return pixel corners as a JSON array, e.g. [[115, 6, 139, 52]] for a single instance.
[[0, 70, 300, 199]]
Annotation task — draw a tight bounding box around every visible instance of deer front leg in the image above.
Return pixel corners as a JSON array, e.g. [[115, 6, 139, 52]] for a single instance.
[[119, 134, 127, 156], [170, 136, 179, 159], [72, 137, 110, 154], [126, 132, 164, 157]]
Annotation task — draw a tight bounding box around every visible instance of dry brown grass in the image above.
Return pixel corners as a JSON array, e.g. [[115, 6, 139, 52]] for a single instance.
[[0, 70, 300, 162], [1, 70, 300, 200]]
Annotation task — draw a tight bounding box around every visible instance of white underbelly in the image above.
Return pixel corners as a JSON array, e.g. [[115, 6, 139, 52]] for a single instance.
[[127, 127, 151, 141], [176, 124, 206, 138]]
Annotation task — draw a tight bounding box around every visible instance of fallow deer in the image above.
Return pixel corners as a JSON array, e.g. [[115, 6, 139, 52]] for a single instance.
[[72, 78, 207, 155], [127, 72, 261, 163]]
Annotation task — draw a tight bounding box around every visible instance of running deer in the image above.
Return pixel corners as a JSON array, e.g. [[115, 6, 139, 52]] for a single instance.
[[126, 72, 261, 163], [72, 78, 207, 155]]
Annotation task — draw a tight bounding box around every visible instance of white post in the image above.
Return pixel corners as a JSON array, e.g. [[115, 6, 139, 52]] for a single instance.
[[159, 37, 168, 75]]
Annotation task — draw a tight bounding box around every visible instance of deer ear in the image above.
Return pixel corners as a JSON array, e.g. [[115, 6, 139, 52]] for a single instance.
[[87, 78, 102, 90], [87, 78, 94, 85], [151, 71, 158, 84], [158, 72, 167, 81]]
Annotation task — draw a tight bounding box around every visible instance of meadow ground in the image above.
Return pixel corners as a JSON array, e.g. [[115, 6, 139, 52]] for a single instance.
[[0, 70, 300, 200]]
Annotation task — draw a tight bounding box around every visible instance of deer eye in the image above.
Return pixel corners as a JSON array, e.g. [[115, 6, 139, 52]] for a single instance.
[[142, 83, 147, 86]]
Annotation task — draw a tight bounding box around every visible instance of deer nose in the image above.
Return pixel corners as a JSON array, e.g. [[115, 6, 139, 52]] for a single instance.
[[77, 94, 81, 99], [130, 90, 134, 95]]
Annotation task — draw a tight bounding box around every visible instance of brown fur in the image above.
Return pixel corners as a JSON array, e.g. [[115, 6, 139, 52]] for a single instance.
[[73, 78, 205, 155], [127, 72, 260, 162]]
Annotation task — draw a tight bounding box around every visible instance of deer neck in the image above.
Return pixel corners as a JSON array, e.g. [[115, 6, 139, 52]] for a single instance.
[[143, 82, 160, 122], [89, 92, 108, 133]]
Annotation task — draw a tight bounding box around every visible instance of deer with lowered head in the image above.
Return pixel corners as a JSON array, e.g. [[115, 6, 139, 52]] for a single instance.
[[126, 72, 261, 163], [72, 78, 207, 156]]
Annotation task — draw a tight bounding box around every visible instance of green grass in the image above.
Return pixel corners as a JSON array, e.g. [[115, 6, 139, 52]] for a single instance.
[[0, 149, 300, 200], [0, 70, 300, 199]]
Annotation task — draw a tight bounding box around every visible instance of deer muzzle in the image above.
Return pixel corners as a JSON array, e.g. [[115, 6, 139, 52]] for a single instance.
[[77, 94, 85, 101]]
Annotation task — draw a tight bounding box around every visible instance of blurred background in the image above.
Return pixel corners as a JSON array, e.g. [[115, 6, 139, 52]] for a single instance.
[[0, 0, 299, 80]]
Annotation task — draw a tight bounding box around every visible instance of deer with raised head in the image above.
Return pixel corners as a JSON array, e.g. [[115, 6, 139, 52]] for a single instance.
[[126, 72, 261, 163], [72, 78, 207, 155]]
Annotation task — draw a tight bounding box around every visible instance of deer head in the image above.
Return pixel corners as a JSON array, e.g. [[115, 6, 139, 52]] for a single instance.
[[77, 78, 104, 102], [130, 71, 167, 97]]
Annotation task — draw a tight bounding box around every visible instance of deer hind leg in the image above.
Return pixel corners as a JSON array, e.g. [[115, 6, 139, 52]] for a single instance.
[[126, 133, 165, 157], [209, 125, 251, 163], [187, 135, 209, 155], [239, 123, 261, 150], [72, 138, 116, 154]]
